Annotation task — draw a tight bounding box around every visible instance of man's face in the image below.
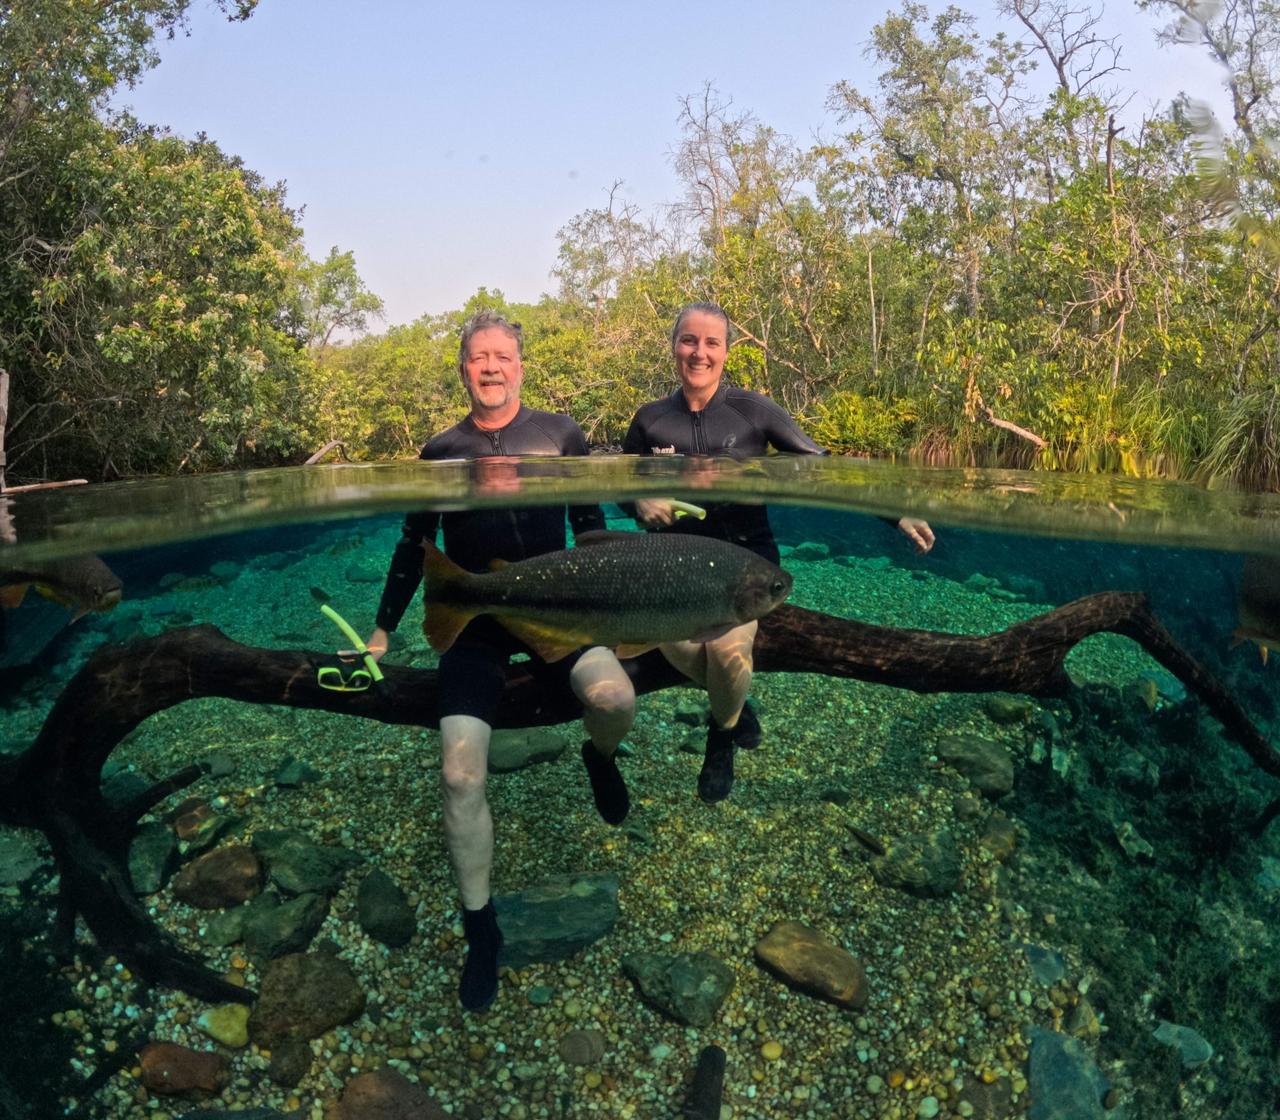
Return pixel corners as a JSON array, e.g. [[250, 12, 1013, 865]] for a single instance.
[[462, 327, 524, 413]]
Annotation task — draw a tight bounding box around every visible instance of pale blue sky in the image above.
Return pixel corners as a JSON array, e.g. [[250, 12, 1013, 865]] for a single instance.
[[117, 0, 1229, 327]]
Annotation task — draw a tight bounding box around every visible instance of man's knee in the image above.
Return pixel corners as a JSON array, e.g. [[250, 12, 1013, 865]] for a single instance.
[[441, 757, 487, 802]]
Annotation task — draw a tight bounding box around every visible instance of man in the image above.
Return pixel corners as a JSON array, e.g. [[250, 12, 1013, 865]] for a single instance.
[[366, 310, 634, 1013]]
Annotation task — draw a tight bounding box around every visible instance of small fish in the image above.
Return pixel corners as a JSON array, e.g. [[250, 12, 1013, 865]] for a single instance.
[[1232, 555, 1280, 665], [422, 530, 793, 662], [0, 554, 123, 621]]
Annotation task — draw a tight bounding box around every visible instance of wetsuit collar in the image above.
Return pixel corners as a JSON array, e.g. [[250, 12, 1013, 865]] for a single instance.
[[671, 382, 728, 414], [463, 404, 530, 434]]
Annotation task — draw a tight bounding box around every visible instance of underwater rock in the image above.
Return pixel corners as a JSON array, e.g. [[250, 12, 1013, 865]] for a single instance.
[[984, 695, 1033, 725], [935, 734, 1014, 798], [129, 820, 178, 895], [197, 1003, 250, 1048], [620, 951, 735, 1027], [209, 561, 240, 582], [201, 905, 246, 949], [344, 562, 384, 584], [0, 829, 43, 886], [980, 815, 1018, 862], [177, 1108, 291, 1120], [819, 785, 853, 806], [356, 868, 415, 948], [1112, 748, 1159, 794], [1023, 944, 1067, 986], [487, 727, 569, 773], [334, 1068, 449, 1119], [266, 1038, 312, 1088], [557, 1027, 607, 1064], [251, 829, 364, 896], [100, 761, 152, 806], [1113, 820, 1154, 861], [1027, 1026, 1109, 1120], [1065, 995, 1100, 1040], [172, 844, 263, 909], [139, 1041, 229, 1097], [754, 920, 868, 1009], [248, 951, 366, 1046], [674, 699, 706, 727], [494, 872, 619, 968], [1153, 1020, 1214, 1068], [242, 891, 329, 959], [782, 541, 831, 562], [871, 829, 961, 898], [274, 756, 322, 788], [203, 750, 235, 778]]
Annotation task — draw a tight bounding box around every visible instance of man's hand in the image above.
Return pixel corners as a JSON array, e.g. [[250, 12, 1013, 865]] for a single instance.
[[897, 517, 935, 554], [635, 498, 677, 527], [363, 626, 390, 662]]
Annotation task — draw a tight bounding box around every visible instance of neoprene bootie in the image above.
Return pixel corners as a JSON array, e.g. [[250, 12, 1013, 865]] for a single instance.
[[581, 740, 630, 824], [698, 723, 736, 802], [459, 899, 503, 1012], [731, 700, 762, 749]]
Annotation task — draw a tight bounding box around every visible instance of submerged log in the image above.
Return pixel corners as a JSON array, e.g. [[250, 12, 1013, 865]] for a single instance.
[[0, 593, 1275, 1003]]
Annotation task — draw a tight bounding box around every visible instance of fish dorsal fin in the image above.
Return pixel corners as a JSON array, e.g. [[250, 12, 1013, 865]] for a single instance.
[[496, 616, 589, 664], [0, 584, 29, 609], [573, 530, 636, 548], [488, 558, 510, 571]]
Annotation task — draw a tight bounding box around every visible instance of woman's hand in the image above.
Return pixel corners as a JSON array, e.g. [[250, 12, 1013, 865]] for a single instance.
[[635, 498, 678, 527], [897, 517, 935, 554]]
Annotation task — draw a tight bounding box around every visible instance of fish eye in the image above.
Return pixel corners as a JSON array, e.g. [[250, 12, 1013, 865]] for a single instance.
[[771, 580, 786, 595]]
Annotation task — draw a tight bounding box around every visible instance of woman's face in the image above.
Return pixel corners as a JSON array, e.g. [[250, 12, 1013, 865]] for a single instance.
[[672, 310, 727, 399]]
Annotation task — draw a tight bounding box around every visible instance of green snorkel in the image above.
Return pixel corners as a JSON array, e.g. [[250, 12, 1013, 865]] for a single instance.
[[316, 604, 385, 691], [671, 500, 707, 520]]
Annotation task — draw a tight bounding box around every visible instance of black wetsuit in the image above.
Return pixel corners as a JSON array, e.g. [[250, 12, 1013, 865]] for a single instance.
[[621, 384, 825, 563], [375, 405, 603, 720]]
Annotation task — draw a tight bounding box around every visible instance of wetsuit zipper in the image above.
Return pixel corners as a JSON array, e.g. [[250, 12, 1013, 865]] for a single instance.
[[691, 410, 707, 454]]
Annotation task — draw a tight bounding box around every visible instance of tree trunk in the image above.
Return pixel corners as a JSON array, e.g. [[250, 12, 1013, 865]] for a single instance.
[[1, 594, 1273, 1002]]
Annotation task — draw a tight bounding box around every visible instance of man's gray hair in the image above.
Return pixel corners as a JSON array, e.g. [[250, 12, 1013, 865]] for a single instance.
[[670, 301, 731, 348], [458, 309, 524, 374]]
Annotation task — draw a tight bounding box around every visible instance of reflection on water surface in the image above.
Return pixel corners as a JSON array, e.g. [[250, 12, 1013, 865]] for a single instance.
[[0, 465, 1277, 1119]]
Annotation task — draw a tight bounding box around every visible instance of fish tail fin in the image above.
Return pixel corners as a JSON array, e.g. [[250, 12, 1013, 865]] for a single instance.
[[422, 544, 477, 653]]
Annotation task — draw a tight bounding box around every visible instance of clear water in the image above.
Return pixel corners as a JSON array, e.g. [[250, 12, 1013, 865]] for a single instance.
[[2, 458, 1278, 1120]]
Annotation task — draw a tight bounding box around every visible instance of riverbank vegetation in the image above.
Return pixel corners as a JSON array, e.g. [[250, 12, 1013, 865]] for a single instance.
[[4, 0, 1280, 488]]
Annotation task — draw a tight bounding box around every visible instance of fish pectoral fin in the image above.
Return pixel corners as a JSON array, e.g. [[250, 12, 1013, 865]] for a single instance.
[[488, 558, 510, 571], [573, 530, 636, 548], [423, 602, 477, 654], [0, 584, 28, 609], [496, 616, 587, 664], [613, 642, 659, 660], [1262, 644, 1270, 667]]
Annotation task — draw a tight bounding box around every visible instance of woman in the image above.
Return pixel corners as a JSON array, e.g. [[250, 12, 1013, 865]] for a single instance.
[[622, 301, 933, 803]]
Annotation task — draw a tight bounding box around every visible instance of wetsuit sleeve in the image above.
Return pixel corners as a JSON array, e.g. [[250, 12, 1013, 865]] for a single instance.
[[374, 509, 440, 631], [759, 399, 828, 456], [621, 414, 646, 456]]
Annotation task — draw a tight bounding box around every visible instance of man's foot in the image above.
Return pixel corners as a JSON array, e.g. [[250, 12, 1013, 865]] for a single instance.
[[731, 700, 762, 749], [581, 741, 630, 825], [460, 899, 503, 1012], [698, 723, 736, 803]]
